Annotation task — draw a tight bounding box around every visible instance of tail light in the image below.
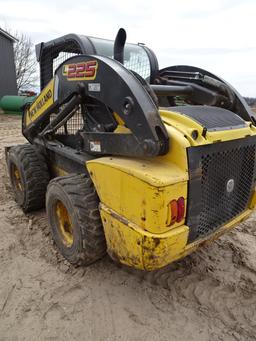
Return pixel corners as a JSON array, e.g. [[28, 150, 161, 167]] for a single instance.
[[168, 197, 185, 226], [170, 200, 178, 225], [176, 197, 185, 222]]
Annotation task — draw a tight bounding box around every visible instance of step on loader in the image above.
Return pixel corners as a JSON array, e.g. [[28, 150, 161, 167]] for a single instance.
[[6, 29, 256, 270]]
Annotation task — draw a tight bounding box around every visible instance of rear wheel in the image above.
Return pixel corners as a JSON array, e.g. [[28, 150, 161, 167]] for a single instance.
[[8, 144, 49, 212], [46, 174, 106, 266]]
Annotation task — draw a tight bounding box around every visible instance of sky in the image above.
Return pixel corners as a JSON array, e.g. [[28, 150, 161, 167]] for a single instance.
[[0, 0, 255, 96]]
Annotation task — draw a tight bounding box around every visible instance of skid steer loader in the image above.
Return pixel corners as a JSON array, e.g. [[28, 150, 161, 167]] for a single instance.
[[6, 29, 256, 270]]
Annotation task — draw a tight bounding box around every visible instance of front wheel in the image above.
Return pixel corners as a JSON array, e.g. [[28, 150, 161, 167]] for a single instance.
[[46, 174, 106, 266]]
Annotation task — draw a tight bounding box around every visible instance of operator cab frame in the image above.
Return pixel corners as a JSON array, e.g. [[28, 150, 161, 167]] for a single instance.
[[36, 33, 159, 90], [35, 28, 255, 125]]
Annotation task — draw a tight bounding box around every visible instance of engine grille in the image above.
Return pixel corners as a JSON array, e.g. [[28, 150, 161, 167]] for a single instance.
[[187, 137, 256, 242]]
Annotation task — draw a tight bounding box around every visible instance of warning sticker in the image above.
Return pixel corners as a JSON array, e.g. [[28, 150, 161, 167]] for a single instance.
[[90, 141, 101, 152], [88, 83, 101, 92]]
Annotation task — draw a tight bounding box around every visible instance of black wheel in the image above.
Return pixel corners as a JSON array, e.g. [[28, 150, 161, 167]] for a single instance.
[[8, 144, 50, 212], [46, 174, 106, 266]]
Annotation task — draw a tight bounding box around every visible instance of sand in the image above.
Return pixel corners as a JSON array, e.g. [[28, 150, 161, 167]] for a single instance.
[[0, 115, 255, 341]]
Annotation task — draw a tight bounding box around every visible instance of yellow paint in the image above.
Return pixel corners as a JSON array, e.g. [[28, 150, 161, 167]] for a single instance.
[[87, 158, 187, 234], [100, 204, 189, 270], [52, 165, 68, 177], [160, 109, 255, 146], [114, 125, 131, 134], [55, 200, 74, 247], [25, 79, 54, 126], [100, 204, 253, 270], [87, 106, 256, 270], [249, 189, 256, 209], [13, 164, 23, 192], [88, 156, 188, 187], [113, 112, 125, 126], [113, 112, 131, 133]]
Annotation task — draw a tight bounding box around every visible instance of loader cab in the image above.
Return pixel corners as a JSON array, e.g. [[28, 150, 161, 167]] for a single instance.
[[36, 33, 159, 90]]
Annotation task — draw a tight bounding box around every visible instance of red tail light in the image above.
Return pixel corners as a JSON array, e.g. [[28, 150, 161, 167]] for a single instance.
[[170, 200, 178, 225], [177, 197, 185, 222], [169, 197, 185, 225]]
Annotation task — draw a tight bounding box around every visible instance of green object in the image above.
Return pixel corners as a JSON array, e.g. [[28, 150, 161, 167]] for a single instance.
[[0, 95, 36, 115]]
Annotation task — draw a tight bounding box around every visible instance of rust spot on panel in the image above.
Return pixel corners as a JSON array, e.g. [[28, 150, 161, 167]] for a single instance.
[[152, 237, 160, 248]]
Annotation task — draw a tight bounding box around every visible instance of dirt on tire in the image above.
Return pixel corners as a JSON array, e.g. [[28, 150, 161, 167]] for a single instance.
[[0, 115, 256, 341]]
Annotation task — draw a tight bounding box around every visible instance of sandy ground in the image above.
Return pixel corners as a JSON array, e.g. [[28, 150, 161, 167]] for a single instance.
[[0, 115, 256, 341]]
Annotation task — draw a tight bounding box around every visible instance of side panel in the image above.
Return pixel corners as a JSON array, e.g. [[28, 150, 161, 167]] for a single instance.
[[87, 122, 189, 234], [87, 157, 188, 234], [100, 205, 189, 271]]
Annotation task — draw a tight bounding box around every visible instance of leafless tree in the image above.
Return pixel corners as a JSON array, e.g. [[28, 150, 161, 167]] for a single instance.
[[13, 32, 38, 91], [4, 28, 38, 91]]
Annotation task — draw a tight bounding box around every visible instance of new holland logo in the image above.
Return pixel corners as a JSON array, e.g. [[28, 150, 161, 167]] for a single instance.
[[62, 60, 98, 81], [28, 89, 52, 119], [226, 178, 235, 193]]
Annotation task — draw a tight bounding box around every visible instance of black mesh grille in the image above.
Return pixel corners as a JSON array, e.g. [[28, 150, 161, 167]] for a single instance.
[[199, 145, 255, 237], [40, 41, 82, 89], [124, 50, 151, 80], [167, 106, 246, 131], [50, 105, 84, 135], [187, 137, 256, 242], [53, 51, 79, 74]]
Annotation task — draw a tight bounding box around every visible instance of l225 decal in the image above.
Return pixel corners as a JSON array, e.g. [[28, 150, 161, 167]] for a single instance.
[[62, 60, 98, 81]]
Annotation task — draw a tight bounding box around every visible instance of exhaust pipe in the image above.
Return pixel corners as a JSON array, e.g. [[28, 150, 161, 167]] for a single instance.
[[114, 28, 126, 64]]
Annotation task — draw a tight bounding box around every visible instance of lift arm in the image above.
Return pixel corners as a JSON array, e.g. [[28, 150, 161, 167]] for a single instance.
[[22, 55, 170, 157]]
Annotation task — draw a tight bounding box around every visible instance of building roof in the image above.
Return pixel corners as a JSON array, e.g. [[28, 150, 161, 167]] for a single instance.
[[0, 28, 18, 42]]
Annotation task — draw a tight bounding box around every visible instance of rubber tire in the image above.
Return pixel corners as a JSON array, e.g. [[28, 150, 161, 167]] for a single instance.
[[46, 174, 106, 266], [8, 144, 50, 212]]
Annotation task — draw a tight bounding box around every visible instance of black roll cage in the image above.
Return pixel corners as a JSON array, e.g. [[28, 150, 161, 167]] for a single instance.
[[35, 29, 255, 124], [36, 33, 159, 90]]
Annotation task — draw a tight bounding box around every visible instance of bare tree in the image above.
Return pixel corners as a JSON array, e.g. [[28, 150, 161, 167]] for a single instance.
[[13, 32, 38, 91], [3, 28, 38, 91]]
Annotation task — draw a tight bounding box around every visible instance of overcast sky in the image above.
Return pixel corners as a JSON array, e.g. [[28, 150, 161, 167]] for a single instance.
[[0, 0, 255, 96]]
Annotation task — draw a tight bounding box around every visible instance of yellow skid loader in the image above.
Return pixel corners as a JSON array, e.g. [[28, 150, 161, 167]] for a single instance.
[[6, 29, 256, 270]]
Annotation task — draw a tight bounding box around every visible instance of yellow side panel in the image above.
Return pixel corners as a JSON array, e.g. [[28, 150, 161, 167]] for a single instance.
[[142, 229, 188, 271], [25, 79, 54, 126], [101, 209, 143, 268], [157, 124, 190, 171], [100, 205, 189, 271], [88, 156, 187, 187], [87, 111, 190, 234], [87, 158, 187, 234], [160, 109, 206, 147]]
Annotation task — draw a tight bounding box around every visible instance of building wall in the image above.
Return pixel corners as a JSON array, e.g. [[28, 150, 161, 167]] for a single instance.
[[0, 34, 17, 98]]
